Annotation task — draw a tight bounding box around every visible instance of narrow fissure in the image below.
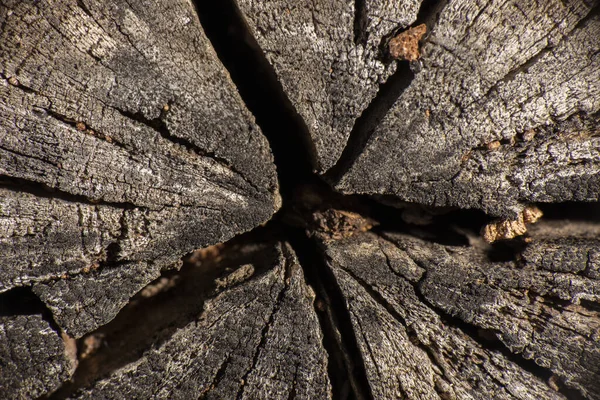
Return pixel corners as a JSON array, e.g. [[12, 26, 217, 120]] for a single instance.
[[192, 0, 317, 196], [0, 175, 138, 211], [353, 0, 368, 46], [406, 267, 583, 400], [43, 108, 129, 152], [112, 107, 262, 193], [326, 0, 451, 182], [325, 62, 414, 182], [287, 228, 373, 400], [234, 248, 291, 400]]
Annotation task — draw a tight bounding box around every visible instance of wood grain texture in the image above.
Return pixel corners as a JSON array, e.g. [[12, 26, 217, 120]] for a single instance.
[[0, 0, 280, 336], [71, 243, 331, 399], [0, 314, 76, 398], [1, 0, 599, 399], [321, 230, 585, 399], [333, 0, 600, 218], [235, 0, 422, 171]]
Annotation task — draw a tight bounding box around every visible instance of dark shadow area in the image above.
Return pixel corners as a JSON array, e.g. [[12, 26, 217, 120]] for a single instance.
[[46, 228, 282, 399], [0, 287, 63, 340], [353, 0, 368, 46], [192, 0, 316, 197], [0, 287, 47, 317], [538, 201, 600, 222], [287, 227, 373, 400]]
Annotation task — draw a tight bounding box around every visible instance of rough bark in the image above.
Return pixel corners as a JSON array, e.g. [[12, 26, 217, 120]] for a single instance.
[[1, 0, 599, 399]]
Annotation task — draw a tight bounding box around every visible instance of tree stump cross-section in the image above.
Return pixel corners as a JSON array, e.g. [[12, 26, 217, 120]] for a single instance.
[[0, 0, 599, 399]]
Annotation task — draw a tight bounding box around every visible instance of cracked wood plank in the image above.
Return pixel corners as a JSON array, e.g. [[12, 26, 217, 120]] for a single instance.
[[70, 242, 331, 399], [333, 0, 600, 218], [0, 0, 280, 336], [235, 0, 423, 171]]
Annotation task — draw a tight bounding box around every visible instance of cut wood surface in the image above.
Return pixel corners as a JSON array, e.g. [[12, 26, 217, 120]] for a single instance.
[[71, 242, 331, 399], [333, 1, 600, 218], [0, 0, 279, 338], [1, 0, 599, 399], [0, 314, 76, 399], [236, 0, 422, 171]]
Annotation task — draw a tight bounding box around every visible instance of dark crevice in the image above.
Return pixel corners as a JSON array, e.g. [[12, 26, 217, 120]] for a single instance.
[[75, 0, 92, 18], [112, 107, 264, 193], [325, 62, 414, 182], [413, 0, 449, 30], [0, 286, 63, 338], [43, 108, 130, 151], [0, 175, 137, 211], [287, 229, 373, 400], [192, 0, 316, 196], [537, 201, 600, 222], [0, 287, 47, 317], [353, 0, 368, 46], [46, 227, 281, 399], [327, 0, 451, 182]]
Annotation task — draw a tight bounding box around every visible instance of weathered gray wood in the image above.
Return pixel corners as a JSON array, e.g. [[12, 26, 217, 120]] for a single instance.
[[236, 0, 423, 171], [31, 261, 164, 339], [321, 230, 587, 399], [333, 0, 599, 218], [378, 222, 600, 399], [0, 314, 76, 399], [0, 0, 280, 336], [1, 0, 599, 399], [70, 242, 331, 399]]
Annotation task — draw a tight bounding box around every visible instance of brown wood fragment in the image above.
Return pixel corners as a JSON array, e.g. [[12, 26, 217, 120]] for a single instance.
[[389, 24, 427, 61], [486, 140, 501, 150], [482, 205, 543, 243]]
